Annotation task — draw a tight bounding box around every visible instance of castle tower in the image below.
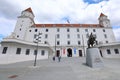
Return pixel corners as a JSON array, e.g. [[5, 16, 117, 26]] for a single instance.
[[13, 7, 35, 40], [98, 13, 111, 27]]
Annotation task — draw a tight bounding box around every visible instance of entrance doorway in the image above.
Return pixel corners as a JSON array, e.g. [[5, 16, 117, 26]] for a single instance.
[[79, 50, 82, 57], [67, 48, 72, 57], [56, 50, 60, 57]]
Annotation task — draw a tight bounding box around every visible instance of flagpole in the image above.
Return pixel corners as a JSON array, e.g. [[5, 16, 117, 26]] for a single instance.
[[55, 34, 56, 56], [67, 19, 70, 24]]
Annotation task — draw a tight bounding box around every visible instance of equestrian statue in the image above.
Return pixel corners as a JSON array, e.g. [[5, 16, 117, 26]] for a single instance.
[[87, 33, 97, 48]]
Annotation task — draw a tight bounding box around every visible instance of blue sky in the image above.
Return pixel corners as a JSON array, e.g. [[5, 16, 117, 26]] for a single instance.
[[84, 0, 109, 4], [0, 0, 120, 41]]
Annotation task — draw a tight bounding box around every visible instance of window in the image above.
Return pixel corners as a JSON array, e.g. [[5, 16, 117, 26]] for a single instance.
[[93, 29, 96, 32], [94, 34, 97, 38], [78, 41, 81, 45], [104, 34, 107, 38], [67, 28, 70, 32], [35, 29, 38, 32], [67, 34, 70, 39], [46, 29, 48, 32], [77, 29, 79, 32], [2, 47, 8, 54], [41, 50, 45, 56], [86, 33, 89, 38], [106, 41, 108, 43], [77, 34, 80, 38], [29, 30, 31, 32], [107, 49, 111, 54], [103, 29, 105, 32], [44, 41, 47, 44], [45, 34, 48, 38], [16, 48, 21, 54], [26, 49, 30, 55], [57, 41, 60, 45], [57, 34, 60, 38], [68, 41, 70, 45], [20, 28, 21, 31], [20, 25, 23, 27], [34, 34, 37, 38], [57, 28, 60, 32], [17, 35, 19, 38], [114, 49, 119, 54], [85, 29, 88, 32]]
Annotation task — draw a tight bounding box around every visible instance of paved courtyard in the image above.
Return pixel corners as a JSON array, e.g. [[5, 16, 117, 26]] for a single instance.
[[0, 57, 120, 80]]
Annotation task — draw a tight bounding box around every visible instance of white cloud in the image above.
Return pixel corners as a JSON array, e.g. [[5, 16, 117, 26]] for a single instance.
[[0, 0, 120, 41], [0, 17, 16, 36]]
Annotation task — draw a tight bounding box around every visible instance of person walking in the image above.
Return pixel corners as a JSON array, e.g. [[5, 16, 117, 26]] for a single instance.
[[53, 56, 55, 61], [58, 56, 61, 62]]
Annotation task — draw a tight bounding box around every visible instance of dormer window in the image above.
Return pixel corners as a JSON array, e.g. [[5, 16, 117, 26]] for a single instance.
[[46, 29, 48, 32]]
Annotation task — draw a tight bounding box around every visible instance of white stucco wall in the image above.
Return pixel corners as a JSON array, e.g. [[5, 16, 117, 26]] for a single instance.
[[24, 27, 116, 47], [100, 45, 120, 58], [0, 42, 50, 64]]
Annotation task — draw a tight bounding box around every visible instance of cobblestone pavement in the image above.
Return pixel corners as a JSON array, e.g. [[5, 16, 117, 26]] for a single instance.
[[0, 57, 120, 80]]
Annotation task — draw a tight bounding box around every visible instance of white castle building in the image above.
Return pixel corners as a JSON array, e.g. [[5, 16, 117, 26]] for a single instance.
[[0, 8, 120, 64]]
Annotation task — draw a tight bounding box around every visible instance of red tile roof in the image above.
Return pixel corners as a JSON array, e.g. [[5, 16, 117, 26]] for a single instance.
[[33, 24, 103, 28], [100, 13, 106, 17], [24, 7, 34, 15]]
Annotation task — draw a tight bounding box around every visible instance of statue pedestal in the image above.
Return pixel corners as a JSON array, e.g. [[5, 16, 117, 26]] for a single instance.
[[86, 48, 104, 68]]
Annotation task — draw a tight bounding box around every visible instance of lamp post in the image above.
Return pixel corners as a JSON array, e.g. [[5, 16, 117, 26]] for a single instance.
[[34, 32, 42, 66], [82, 35, 85, 57]]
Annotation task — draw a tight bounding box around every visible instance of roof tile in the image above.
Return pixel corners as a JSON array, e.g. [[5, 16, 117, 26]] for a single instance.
[[33, 24, 102, 28]]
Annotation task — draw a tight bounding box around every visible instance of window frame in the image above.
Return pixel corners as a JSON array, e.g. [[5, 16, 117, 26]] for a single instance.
[[41, 50, 45, 56], [77, 34, 80, 38], [16, 48, 21, 54], [85, 29, 88, 32], [46, 29, 48, 32], [67, 34, 70, 39], [67, 28, 70, 32], [104, 34, 107, 38], [114, 49, 119, 54], [57, 41, 60, 45], [2, 47, 8, 54], [67, 41, 70, 45], [35, 29, 38, 32], [103, 29, 105, 32], [57, 34, 60, 38], [93, 29, 96, 32], [107, 49, 111, 54], [78, 41, 81, 45], [77, 28, 79, 32], [57, 28, 60, 32], [45, 34, 48, 38], [26, 49, 30, 55]]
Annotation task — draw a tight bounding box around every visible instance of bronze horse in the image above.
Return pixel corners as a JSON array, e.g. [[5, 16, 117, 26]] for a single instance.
[[87, 33, 97, 48]]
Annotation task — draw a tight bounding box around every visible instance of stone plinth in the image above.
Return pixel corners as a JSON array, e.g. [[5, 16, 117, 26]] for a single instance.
[[86, 47, 104, 68]]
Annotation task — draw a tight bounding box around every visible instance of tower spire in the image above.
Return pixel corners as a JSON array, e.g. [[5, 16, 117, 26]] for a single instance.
[[24, 7, 34, 15]]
